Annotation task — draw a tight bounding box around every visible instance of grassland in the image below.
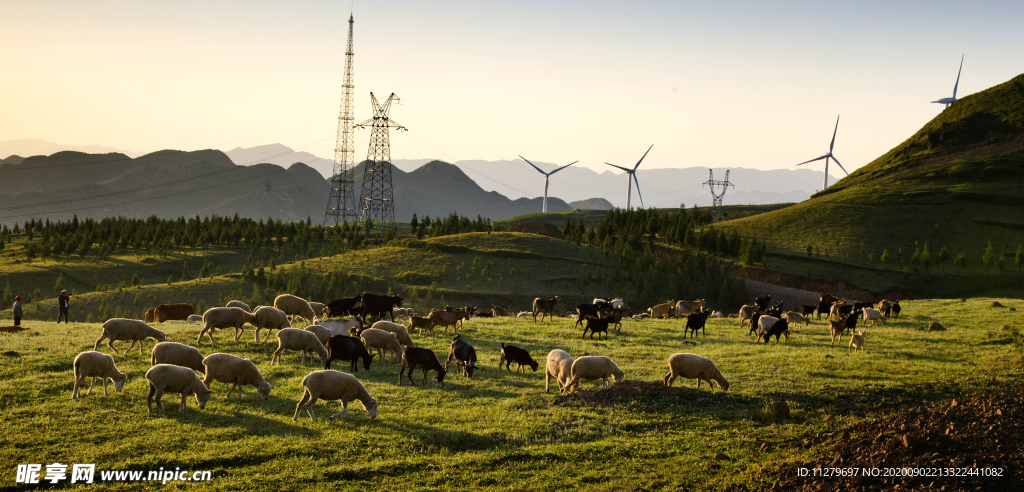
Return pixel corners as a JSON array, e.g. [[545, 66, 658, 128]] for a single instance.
[[495, 203, 795, 231], [1, 298, 1021, 490]]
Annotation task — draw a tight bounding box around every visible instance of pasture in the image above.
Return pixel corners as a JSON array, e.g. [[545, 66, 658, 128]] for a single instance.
[[2, 298, 1021, 490]]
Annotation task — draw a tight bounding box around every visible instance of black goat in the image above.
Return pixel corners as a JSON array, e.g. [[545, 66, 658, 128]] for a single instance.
[[324, 335, 375, 372], [844, 309, 861, 333], [754, 295, 772, 311], [762, 318, 790, 344], [360, 292, 403, 323], [399, 347, 446, 385], [801, 305, 816, 317], [891, 301, 902, 319], [444, 335, 479, 378], [499, 343, 539, 372], [581, 317, 611, 340], [324, 296, 361, 318], [685, 309, 712, 338], [853, 301, 873, 311], [574, 303, 609, 329]]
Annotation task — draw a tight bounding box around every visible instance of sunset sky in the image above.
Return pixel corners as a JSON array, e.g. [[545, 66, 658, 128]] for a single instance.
[[2, 0, 1022, 174]]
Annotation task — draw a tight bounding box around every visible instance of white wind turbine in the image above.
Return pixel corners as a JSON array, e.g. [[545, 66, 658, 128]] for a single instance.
[[932, 55, 964, 109], [604, 144, 653, 210], [519, 156, 577, 213], [796, 116, 847, 190]]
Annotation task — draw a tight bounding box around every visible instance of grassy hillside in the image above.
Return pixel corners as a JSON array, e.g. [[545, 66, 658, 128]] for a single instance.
[[496, 203, 795, 231], [714, 73, 1024, 298], [2, 298, 1021, 490]]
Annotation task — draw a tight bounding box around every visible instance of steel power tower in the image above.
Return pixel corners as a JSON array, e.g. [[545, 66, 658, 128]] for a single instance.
[[323, 13, 357, 226], [356, 92, 405, 235], [703, 169, 734, 219]]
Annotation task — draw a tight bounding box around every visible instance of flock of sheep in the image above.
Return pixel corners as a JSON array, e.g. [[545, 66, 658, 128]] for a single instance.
[[70, 293, 732, 421]]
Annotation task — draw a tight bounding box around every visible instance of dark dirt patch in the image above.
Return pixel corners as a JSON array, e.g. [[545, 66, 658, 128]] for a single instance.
[[557, 380, 708, 406], [773, 389, 1024, 492], [0, 326, 30, 334]]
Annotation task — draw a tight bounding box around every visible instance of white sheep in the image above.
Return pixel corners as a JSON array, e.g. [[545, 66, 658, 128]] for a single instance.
[[202, 353, 273, 400], [308, 301, 327, 319], [254, 306, 291, 342], [545, 349, 574, 393], [272, 328, 328, 366], [226, 300, 252, 312], [370, 320, 416, 348], [93, 318, 166, 355], [863, 308, 887, 326], [303, 324, 333, 346], [197, 307, 256, 343], [292, 370, 378, 421], [72, 351, 127, 399], [146, 363, 212, 413], [849, 331, 867, 354], [516, 311, 533, 318], [186, 314, 203, 323], [359, 328, 404, 363], [663, 353, 730, 391], [273, 294, 317, 325], [151, 342, 206, 373], [711, 311, 724, 318], [561, 356, 625, 394], [318, 319, 362, 337], [785, 311, 810, 326]]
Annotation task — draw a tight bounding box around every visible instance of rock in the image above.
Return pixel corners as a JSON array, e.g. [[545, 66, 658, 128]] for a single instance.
[[713, 452, 727, 460], [1011, 307, 1017, 312], [991, 301, 1004, 307], [928, 322, 945, 331], [767, 400, 790, 418], [902, 434, 921, 448]]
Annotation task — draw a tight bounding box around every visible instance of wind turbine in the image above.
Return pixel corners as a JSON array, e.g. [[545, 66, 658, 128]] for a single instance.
[[519, 156, 577, 213], [604, 144, 653, 210], [932, 55, 964, 109], [796, 116, 847, 190]]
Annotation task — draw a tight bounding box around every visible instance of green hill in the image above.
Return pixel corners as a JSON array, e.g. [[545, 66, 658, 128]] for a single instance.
[[714, 73, 1024, 298]]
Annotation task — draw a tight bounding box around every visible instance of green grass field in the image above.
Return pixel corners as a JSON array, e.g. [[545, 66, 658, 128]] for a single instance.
[[2, 298, 1021, 490]]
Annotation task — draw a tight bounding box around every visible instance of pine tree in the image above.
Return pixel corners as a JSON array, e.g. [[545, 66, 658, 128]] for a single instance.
[[983, 241, 995, 273], [880, 249, 890, 270], [937, 245, 950, 274], [1016, 244, 1023, 274], [954, 252, 966, 275]]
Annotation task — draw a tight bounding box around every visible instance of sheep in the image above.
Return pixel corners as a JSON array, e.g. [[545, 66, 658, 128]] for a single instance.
[[445, 335, 479, 377], [308, 301, 327, 319], [499, 343, 538, 373], [711, 310, 724, 318], [359, 328, 404, 364], [226, 300, 252, 312], [273, 328, 328, 366], [370, 320, 416, 348], [849, 331, 867, 354], [151, 342, 205, 373], [254, 306, 291, 342], [545, 349, 574, 393], [293, 370, 378, 421], [197, 307, 256, 343], [304, 324, 333, 346], [863, 308, 887, 326], [318, 319, 362, 337], [72, 351, 127, 399], [145, 364, 212, 413], [273, 294, 318, 325], [186, 314, 203, 323], [829, 315, 847, 344], [561, 356, 624, 394], [785, 311, 810, 326], [516, 311, 533, 318], [93, 319, 166, 355], [663, 353, 729, 391], [202, 353, 273, 400], [408, 316, 435, 335], [398, 347, 446, 386]]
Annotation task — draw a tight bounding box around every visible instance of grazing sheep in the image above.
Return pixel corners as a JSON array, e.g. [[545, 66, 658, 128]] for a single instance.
[[663, 353, 729, 391], [737, 304, 756, 328], [849, 331, 866, 354], [785, 311, 810, 326], [318, 319, 363, 337], [324, 335, 375, 372], [863, 308, 887, 326], [293, 370, 378, 421], [360, 328, 404, 364], [398, 347, 446, 386], [94, 319, 166, 355], [829, 315, 848, 344], [145, 364, 212, 413], [303, 324, 333, 346], [226, 300, 252, 312], [72, 351, 127, 399], [196, 307, 256, 343], [202, 353, 273, 400], [632, 313, 650, 320], [273, 294, 318, 325], [545, 349, 574, 393], [273, 328, 328, 366], [445, 335, 479, 377], [186, 314, 203, 323], [151, 342, 205, 373], [499, 343, 538, 372], [254, 306, 291, 342], [408, 316, 435, 335], [370, 320, 416, 348], [308, 302, 327, 319], [711, 310, 724, 318], [561, 356, 624, 394]]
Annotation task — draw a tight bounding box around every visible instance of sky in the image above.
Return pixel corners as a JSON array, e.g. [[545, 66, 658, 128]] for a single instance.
[[2, 0, 1022, 177]]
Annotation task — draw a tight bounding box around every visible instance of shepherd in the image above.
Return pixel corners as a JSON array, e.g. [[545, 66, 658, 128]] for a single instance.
[[12, 295, 23, 326], [57, 290, 71, 324]]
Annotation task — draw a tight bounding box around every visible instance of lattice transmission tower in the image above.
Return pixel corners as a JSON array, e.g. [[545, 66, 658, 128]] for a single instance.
[[356, 92, 405, 235], [323, 13, 357, 226], [702, 169, 734, 219]]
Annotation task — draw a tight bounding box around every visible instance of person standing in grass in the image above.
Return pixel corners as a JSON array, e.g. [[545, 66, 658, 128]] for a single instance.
[[57, 290, 71, 324], [12, 295, 22, 326]]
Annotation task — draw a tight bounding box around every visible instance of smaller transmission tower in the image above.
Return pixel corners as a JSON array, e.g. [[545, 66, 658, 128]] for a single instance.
[[702, 169, 734, 219], [356, 92, 405, 236]]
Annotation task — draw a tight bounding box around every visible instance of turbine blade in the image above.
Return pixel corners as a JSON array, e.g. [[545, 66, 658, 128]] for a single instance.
[[604, 162, 633, 173], [796, 155, 828, 166], [830, 115, 840, 153], [548, 161, 578, 175], [632, 173, 644, 208], [953, 54, 963, 99], [519, 155, 549, 176], [634, 143, 654, 171], [830, 155, 849, 175]]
